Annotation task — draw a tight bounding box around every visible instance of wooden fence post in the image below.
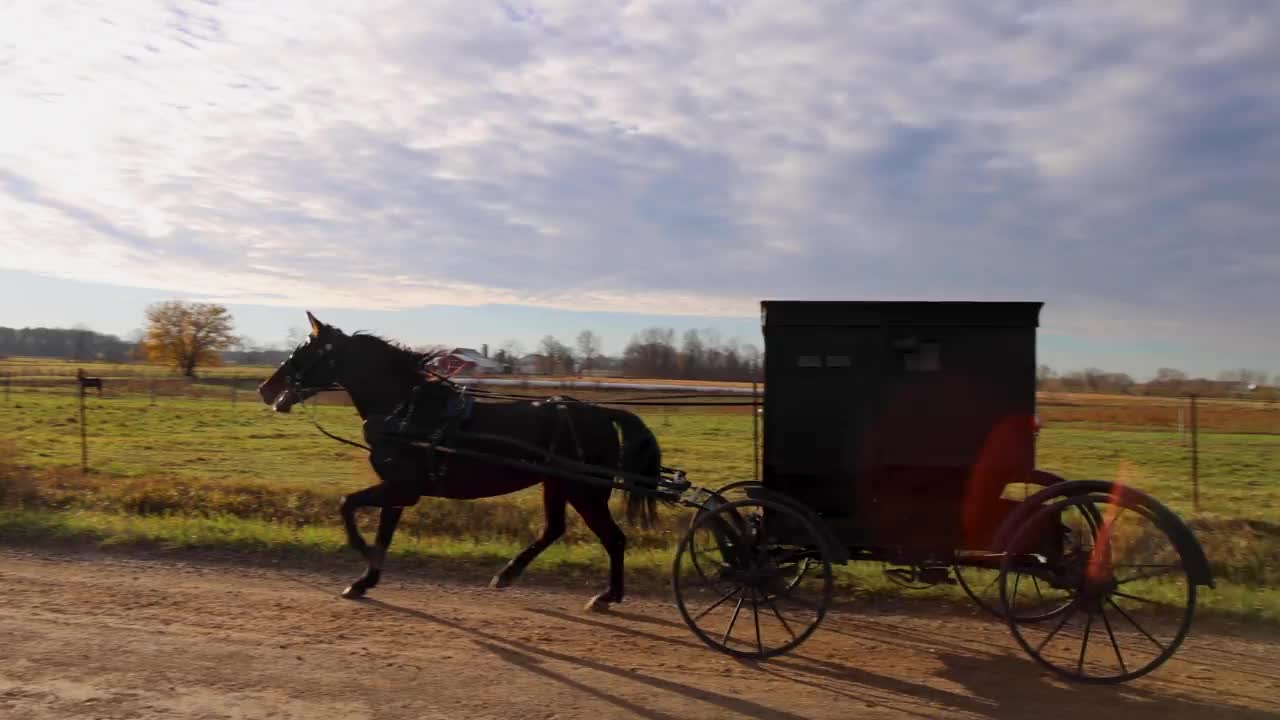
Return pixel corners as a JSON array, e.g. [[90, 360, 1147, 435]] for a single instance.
[[1190, 394, 1199, 513], [78, 369, 88, 474], [752, 380, 760, 484]]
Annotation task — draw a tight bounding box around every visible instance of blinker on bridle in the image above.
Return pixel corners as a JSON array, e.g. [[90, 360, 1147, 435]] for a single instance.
[[282, 336, 347, 394]]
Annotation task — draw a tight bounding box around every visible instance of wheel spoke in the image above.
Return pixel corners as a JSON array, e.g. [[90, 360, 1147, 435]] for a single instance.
[[693, 585, 742, 622], [721, 594, 746, 645], [1077, 612, 1094, 675], [1112, 590, 1168, 607], [981, 574, 999, 594], [1035, 601, 1079, 653], [1107, 597, 1167, 653], [750, 587, 764, 656], [764, 595, 798, 641], [1099, 604, 1127, 674]]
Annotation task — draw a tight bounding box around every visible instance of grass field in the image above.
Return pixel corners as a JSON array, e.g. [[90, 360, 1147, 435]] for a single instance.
[[2, 368, 1279, 622]]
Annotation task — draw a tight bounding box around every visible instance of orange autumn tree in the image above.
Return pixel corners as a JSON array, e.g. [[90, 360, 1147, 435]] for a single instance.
[[142, 301, 239, 377]]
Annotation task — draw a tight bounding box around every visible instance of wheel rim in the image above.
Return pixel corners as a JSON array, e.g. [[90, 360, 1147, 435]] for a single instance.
[[673, 497, 833, 659], [1000, 493, 1197, 684]]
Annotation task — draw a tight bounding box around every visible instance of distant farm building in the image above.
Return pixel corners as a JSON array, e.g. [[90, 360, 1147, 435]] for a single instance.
[[435, 347, 505, 376], [517, 353, 550, 375]]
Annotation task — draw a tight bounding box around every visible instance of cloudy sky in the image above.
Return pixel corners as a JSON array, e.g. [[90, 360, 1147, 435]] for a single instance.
[[1, 1, 1277, 378]]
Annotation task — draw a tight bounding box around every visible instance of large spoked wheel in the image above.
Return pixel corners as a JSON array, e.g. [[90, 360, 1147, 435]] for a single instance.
[[674, 497, 834, 660], [999, 493, 1197, 684]]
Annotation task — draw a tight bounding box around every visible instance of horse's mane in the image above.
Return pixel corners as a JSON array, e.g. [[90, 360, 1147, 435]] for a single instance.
[[349, 331, 447, 379]]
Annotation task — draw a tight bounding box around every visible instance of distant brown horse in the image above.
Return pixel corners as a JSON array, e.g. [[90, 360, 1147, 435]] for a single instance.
[[257, 312, 662, 610], [76, 369, 103, 396]]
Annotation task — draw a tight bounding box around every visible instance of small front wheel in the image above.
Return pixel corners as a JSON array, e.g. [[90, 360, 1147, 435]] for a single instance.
[[673, 497, 833, 660]]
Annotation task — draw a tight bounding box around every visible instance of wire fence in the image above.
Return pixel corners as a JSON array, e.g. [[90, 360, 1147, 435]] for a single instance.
[[1, 363, 1277, 521]]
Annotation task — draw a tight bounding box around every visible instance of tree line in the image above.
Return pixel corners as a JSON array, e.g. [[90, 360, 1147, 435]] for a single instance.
[[484, 327, 764, 382], [0, 301, 282, 376], [3, 301, 1276, 395], [1037, 365, 1280, 400]]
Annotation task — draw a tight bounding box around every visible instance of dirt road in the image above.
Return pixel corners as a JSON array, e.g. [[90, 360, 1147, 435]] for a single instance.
[[1, 546, 1276, 719]]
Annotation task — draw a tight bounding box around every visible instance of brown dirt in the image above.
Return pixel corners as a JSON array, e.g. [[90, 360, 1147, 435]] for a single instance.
[[1, 546, 1277, 720]]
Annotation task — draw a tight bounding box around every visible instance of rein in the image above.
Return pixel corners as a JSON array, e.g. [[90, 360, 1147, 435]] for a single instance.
[[299, 398, 373, 453]]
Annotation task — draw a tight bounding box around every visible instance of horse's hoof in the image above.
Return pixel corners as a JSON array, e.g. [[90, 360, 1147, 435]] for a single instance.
[[489, 575, 511, 590], [584, 593, 621, 613], [341, 584, 367, 600]]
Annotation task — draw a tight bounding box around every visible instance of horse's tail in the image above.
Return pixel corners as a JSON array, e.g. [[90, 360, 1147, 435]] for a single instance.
[[604, 408, 662, 528]]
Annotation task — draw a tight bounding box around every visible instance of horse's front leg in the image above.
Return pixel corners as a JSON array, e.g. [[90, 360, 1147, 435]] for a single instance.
[[339, 485, 404, 599], [344, 506, 405, 599]]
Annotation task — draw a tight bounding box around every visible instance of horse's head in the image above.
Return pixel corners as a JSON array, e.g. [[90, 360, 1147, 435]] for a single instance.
[[258, 311, 348, 413]]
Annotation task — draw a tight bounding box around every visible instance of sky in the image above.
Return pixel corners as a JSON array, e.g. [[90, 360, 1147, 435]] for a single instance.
[[1, 1, 1277, 379]]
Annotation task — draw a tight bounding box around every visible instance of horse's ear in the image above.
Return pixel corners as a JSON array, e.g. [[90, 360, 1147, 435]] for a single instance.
[[307, 311, 322, 337]]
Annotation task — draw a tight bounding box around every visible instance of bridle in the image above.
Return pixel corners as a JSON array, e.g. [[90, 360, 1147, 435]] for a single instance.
[[276, 334, 376, 452], [280, 335, 348, 396]]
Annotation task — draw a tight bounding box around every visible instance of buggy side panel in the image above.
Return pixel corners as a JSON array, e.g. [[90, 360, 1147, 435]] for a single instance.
[[762, 301, 1042, 559]]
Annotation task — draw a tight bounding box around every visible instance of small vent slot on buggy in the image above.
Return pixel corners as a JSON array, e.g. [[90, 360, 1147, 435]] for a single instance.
[[797, 355, 822, 367], [825, 355, 851, 367]]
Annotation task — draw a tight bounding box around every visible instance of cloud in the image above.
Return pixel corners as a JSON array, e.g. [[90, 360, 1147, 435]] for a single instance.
[[1, 0, 1277, 356]]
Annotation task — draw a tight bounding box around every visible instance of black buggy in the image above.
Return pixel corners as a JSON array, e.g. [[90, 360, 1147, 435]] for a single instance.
[[671, 301, 1212, 684]]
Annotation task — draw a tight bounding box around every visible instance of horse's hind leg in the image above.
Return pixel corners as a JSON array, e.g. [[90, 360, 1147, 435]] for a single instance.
[[491, 481, 566, 589], [568, 490, 626, 612]]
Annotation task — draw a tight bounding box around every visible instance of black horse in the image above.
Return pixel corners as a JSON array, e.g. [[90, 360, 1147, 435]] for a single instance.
[[256, 312, 662, 610]]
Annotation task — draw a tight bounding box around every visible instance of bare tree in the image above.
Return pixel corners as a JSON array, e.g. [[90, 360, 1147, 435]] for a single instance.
[[576, 330, 601, 375], [1219, 368, 1269, 388], [740, 343, 762, 379], [539, 335, 572, 374], [285, 326, 308, 349], [623, 327, 677, 378], [680, 329, 704, 378], [500, 339, 525, 361]]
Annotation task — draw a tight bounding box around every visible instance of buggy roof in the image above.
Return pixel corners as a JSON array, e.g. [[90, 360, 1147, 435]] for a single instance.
[[761, 301, 1043, 328]]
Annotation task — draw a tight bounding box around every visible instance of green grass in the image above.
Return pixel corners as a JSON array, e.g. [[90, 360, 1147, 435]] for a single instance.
[[4, 389, 1276, 522], [2, 507, 1276, 625], [2, 387, 1279, 624]]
